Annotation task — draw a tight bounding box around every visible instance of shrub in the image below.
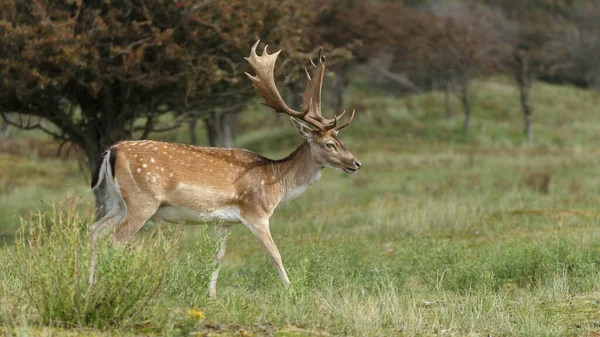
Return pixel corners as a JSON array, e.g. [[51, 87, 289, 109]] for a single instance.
[[10, 200, 179, 328]]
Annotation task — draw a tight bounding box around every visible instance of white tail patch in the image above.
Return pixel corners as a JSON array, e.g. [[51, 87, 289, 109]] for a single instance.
[[89, 150, 128, 237], [90, 151, 110, 191]]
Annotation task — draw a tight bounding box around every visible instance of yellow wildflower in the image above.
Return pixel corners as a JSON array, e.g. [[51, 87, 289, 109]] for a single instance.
[[186, 308, 206, 320]]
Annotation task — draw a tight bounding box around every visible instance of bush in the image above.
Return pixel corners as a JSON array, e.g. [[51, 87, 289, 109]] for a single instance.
[[10, 200, 180, 328]]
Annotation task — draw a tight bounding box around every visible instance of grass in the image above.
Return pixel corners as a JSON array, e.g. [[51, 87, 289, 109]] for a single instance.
[[2, 78, 600, 336], [2, 200, 181, 328]]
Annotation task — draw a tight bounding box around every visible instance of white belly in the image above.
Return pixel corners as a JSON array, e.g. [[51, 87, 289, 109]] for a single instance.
[[154, 205, 241, 224]]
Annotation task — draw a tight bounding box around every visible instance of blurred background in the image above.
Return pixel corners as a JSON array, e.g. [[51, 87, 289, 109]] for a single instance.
[[2, 0, 599, 165], [2, 0, 600, 229], [1, 0, 600, 228]]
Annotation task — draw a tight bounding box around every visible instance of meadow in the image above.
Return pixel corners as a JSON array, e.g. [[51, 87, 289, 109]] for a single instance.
[[1, 79, 600, 336]]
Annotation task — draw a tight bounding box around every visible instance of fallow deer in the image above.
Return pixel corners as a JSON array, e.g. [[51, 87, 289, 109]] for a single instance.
[[89, 40, 361, 297]]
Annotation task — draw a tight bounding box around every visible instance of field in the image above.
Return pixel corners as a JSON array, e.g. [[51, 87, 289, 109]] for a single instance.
[[2, 79, 600, 336]]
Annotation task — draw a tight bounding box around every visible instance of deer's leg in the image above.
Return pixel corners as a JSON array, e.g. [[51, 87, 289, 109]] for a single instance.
[[89, 210, 122, 285], [208, 224, 232, 298], [245, 219, 290, 287], [112, 201, 158, 245]]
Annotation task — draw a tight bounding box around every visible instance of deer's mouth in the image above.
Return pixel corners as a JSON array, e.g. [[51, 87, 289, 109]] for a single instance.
[[344, 167, 358, 174]]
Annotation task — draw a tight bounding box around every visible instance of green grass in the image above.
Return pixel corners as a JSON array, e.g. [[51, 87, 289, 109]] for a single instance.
[[1, 200, 181, 328], [2, 78, 600, 336]]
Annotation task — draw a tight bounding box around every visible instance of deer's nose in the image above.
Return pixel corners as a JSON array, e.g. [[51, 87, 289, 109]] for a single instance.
[[354, 159, 362, 170]]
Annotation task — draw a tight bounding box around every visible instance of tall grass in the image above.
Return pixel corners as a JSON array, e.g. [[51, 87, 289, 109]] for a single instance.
[[3, 200, 180, 328], [2, 190, 600, 335], [164, 227, 223, 307]]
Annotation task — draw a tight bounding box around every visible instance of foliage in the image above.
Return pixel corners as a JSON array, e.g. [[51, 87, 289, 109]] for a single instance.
[[315, 0, 415, 64], [1, 0, 598, 166], [483, 0, 600, 88], [0, 0, 340, 170]]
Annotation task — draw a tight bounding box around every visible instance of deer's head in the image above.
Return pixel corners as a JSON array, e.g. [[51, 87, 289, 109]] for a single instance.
[[245, 40, 361, 174], [289, 118, 361, 173]]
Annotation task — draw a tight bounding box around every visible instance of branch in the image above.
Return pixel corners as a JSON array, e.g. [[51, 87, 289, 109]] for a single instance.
[[136, 111, 189, 136], [372, 65, 421, 93], [148, 121, 185, 133], [71, 0, 82, 35], [11, 91, 89, 147], [1, 112, 67, 140], [109, 37, 153, 59], [140, 101, 154, 140]]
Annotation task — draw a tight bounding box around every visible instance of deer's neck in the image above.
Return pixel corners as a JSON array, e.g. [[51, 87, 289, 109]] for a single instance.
[[274, 141, 322, 203]]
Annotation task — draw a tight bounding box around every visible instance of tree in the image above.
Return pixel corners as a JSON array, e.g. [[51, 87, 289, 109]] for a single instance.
[[0, 0, 334, 213], [401, 3, 514, 136], [488, 0, 600, 89], [508, 28, 559, 142], [560, 3, 600, 90], [485, 0, 571, 141], [308, 0, 417, 107]]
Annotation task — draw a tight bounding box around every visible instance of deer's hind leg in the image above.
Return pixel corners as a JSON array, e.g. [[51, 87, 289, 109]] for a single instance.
[[112, 197, 159, 245], [89, 196, 157, 284], [89, 209, 123, 285], [209, 224, 232, 298]]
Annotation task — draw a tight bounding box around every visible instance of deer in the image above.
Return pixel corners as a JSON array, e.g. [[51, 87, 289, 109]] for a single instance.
[[88, 40, 362, 297]]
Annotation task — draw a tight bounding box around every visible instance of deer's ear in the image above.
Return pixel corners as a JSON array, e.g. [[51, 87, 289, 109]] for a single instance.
[[290, 117, 315, 139]]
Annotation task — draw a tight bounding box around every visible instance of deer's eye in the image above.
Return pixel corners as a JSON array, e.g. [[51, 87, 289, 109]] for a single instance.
[[326, 142, 335, 149]]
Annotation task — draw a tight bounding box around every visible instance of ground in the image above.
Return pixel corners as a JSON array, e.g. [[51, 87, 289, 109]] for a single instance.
[[1, 78, 600, 336]]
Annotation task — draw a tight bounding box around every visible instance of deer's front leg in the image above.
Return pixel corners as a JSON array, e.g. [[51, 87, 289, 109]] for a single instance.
[[245, 218, 290, 287]]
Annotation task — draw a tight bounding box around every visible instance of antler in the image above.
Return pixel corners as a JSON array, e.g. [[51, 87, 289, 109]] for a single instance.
[[245, 40, 309, 122], [245, 40, 355, 132], [333, 109, 355, 131]]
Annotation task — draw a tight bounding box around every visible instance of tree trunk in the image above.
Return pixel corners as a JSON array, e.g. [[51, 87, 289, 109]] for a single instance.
[[516, 51, 533, 143], [285, 82, 302, 110], [203, 111, 218, 147], [444, 81, 453, 121], [203, 109, 237, 148], [520, 85, 533, 142], [0, 122, 10, 139], [334, 68, 349, 110], [459, 80, 471, 138], [219, 112, 236, 148], [188, 119, 198, 145]]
